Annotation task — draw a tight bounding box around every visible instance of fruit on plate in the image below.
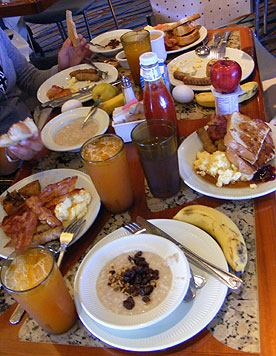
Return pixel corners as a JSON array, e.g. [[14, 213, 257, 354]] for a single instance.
[[99, 93, 125, 115], [173, 205, 248, 274], [210, 59, 242, 93], [195, 81, 258, 107], [92, 83, 119, 102]]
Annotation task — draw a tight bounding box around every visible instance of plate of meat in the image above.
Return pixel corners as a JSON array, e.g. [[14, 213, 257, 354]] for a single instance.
[[168, 47, 255, 91], [153, 14, 207, 55], [178, 113, 276, 199], [0, 169, 101, 259], [37, 63, 118, 104]]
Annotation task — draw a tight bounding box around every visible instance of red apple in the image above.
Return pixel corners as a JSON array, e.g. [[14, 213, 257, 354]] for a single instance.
[[210, 59, 242, 93]]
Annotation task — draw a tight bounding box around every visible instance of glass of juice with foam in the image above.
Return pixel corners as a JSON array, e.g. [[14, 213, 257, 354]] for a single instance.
[[0, 245, 77, 334], [120, 30, 152, 85], [80, 134, 134, 213]]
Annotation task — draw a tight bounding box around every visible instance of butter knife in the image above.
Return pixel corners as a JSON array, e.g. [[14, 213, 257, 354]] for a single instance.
[[136, 216, 243, 290], [218, 30, 231, 58]]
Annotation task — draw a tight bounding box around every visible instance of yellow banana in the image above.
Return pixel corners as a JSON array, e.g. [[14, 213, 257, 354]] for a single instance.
[[173, 205, 247, 274], [99, 93, 125, 115], [195, 81, 258, 108]]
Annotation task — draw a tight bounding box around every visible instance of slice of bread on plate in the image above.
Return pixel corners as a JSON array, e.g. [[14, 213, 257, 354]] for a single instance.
[[224, 112, 271, 164]]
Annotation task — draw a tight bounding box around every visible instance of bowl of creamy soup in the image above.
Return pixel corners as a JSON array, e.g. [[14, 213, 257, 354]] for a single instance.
[[74, 233, 190, 330], [41, 107, 110, 152]]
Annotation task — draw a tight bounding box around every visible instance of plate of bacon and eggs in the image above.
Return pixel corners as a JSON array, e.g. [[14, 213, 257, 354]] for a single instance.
[[0, 169, 101, 259]]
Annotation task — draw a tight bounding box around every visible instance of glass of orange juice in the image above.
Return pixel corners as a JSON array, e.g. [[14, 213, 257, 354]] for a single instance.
[[121, 30, 151, 85], [0, 245, 77, 335], [80, 134, 134, 213]]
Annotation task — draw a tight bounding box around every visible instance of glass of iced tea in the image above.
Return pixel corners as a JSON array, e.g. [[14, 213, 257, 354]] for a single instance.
[[0, 245, 77, 335], [80, 134, 134, 213], [131, 119, 181, 198], [120, 30, 152, 85]]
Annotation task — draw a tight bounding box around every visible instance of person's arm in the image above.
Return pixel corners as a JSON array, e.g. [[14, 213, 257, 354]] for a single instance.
[[0, 147, 22, 175]]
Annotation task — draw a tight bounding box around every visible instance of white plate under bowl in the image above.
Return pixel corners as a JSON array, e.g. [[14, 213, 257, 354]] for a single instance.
[[0, 169, 101, 259], [75, 233, 190, 330], [178, 123, 276, 199], [168, 47, 255, 91], [75, 219, 228, 351], [41, 107, 109, 152], [89, 29, 132, 57], [37, 63, 118, 104]]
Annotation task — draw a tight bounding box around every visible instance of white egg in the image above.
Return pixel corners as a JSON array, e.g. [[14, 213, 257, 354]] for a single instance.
[[172, 85, 194, 103], [61, 99, 82, 113]]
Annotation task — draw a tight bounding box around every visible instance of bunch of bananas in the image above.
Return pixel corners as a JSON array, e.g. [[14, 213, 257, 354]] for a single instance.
[[173, 205, 248, 274]]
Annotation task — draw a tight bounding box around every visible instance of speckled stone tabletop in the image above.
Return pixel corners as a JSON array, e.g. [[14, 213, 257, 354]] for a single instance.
[[0, 30, 260, 352]]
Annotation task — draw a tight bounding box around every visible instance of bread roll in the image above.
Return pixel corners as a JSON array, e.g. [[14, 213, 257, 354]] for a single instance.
[[0, 118, 38, 147], [66, 10, 80, 48]]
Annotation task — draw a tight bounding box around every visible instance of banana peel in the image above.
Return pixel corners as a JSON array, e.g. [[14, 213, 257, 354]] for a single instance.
[[173, 205, 248, 274], [195, 81, 258, 108], [99, 93, 125, 115]]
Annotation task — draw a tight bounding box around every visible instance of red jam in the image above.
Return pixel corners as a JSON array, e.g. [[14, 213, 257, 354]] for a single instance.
[[253, 165, 276, 182]]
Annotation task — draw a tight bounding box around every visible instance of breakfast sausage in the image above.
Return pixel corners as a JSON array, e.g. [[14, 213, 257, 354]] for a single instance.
[[174, 71, 211, 86]]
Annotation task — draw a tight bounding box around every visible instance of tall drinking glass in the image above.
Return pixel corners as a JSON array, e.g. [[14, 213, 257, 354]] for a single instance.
[[120, 30, 152, 85], [0, 245, 77, 335], [80, 134, 134, 213], [131, 119, 181, 198]]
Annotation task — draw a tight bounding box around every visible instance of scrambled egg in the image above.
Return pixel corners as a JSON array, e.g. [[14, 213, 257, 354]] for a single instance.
[[55, 189, 91, 227], [194, 151, 253, 187], [170, 58, 202, 77]]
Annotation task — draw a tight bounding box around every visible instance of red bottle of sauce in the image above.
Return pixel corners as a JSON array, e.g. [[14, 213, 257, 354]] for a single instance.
[[139, 52, 179, 138]]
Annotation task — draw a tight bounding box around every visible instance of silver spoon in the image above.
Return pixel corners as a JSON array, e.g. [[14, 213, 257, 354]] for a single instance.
[[192, 274, 206, 289], [195, 37, 210, 57]]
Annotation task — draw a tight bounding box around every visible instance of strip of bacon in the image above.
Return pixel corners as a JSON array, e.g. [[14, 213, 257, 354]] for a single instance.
[[3, 211, 38, 248], [39, 176, 78, 204], [25, 196, 61, 228]]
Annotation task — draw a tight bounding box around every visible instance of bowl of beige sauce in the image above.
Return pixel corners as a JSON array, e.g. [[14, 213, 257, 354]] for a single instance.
[[41, 107, 110, 152], [74, 233, 190, 330]]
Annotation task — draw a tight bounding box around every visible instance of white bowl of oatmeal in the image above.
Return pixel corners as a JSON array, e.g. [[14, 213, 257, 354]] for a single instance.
[[41, 107, 110, 152], [89, 29, 132, 57], [74, 233, 190, 330]]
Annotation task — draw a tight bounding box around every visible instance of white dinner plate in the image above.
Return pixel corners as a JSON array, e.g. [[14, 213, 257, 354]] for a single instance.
[[167, 26, 208, 55], [89, 29, 132, 57], [178, 123, 276, 200], [0, 169, 101, 259], [37, 63, 118, 104], [75, 219, 228, 351], [168, 47, 255, 91], [75, 234, 190, 330], [41, 107, 110, 152]]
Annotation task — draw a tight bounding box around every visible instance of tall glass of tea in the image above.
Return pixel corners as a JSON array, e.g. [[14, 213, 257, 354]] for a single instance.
[[80, 134, 134, 213], [131, 119, 181, 198], [0, 245, 77, 335]]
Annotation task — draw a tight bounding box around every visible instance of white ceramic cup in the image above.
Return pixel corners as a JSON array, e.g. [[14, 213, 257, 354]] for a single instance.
[[149, 30, 167, 61]]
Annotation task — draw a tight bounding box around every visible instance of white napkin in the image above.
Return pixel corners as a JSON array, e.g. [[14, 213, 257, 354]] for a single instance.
[[33, 106, 53, 130], [113, 101, 145, 124]]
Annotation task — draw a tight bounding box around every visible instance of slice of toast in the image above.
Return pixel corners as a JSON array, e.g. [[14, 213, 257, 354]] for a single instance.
[[175, 28, 200, 46], [224, 112, 271, 164], [172, 21, 197, 37], [66, 10, 80, 48]]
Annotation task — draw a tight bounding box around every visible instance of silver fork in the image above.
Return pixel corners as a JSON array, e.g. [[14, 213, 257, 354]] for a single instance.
[[57, 217, 86, 267], [9, 217, 85, 325], [123, 222, 206, 290], [90, 62, 108, 80], [209, 33, 223, 59]]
